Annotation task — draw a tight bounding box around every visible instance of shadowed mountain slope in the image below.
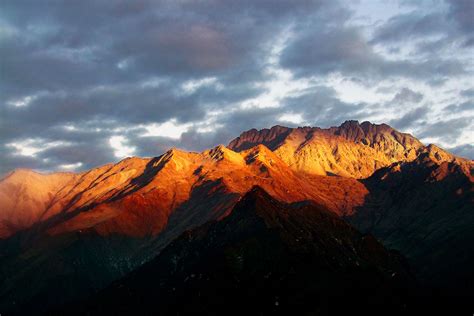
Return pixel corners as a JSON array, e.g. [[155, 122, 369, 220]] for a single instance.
[[348, 149, 474, 293], [62, 187, 415, 316]]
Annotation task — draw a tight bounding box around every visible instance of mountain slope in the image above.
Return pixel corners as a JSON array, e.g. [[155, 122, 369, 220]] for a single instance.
[[229, 120, 427, 178], [229, 123, 474, 292], [65, 187, 414, 315], [0, 143, 368, 314], [0, 144, 370, 240], [348, 148, 474, 292], [0, 170, 78, 237]]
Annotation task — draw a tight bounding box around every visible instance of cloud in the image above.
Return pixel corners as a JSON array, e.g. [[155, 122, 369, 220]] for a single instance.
[[371, 0, 474, 50], [418, 117, 474, 143], [0, 0, 473, 172], [390, 106, 429, 130], [390, 88, 424, 104], [280, 86, 367, 127], [460, 88, 474, 98], [443, 101, 474, 113], [448, 143, 474, 160], [371, 12, 445, 44], [447, 0, 474, 35], [279, 24, 466, 82]]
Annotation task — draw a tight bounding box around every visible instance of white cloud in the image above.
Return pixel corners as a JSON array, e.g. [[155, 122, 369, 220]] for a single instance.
[[240, 27, 313, 109], [6, 139, 70, 157], [7, 95, 36, 107], [109, 136, 136, 158], [141, 119, 192, 139], [182, 77, 220, 94], [278, 113, 304, 125], [59, 162, 83, 171]]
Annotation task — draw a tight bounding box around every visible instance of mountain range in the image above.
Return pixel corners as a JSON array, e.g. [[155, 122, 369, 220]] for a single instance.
[[0, 120, 472, 314]]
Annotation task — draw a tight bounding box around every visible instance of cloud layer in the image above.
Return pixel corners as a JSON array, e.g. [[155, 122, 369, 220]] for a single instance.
[[1, 0, 473, 174]]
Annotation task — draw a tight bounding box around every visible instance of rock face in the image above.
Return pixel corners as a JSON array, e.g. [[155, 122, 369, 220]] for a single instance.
[[0, 120, 472, 314], [2, 121, 469, 240], [63, 187, 414, 315], [228, 120, 427, 178], [0, 144, 368, 240], [347, 149, 474, 293]]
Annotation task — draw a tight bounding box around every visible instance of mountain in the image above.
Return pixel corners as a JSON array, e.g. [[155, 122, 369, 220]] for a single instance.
[[0, 144, 369, 240], [0, 120, 472, 314], [0, 169, 78, 237], [0, 141, 368, 313], [228, 120, 427, 178], [61, 187, 415, 315], [347, 145, 474, 293]]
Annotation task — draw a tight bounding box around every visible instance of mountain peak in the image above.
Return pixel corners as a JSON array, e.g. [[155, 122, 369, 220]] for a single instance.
[[340, 119, 361, 128], [240, 185, 272, 201], [228, 120, 429, 178], [164, 147, 188, 157], [230, 185, 271, 213], [228, 125, 292, 152], [334, 120, 400, 144], [204, 145, 244, 165]]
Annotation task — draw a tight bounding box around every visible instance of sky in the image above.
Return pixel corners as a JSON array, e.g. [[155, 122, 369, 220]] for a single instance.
[[0, 0, 473, 174]]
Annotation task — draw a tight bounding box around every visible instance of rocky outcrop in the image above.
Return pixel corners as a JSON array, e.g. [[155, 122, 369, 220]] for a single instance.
[[228, 120, 428, 178]]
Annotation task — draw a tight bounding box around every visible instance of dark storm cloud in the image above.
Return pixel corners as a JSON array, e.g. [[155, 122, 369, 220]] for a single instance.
[[1, 0, 324, 144], [447, 0, 474, 34], [281, 86, 367, 127], [390, 88, 424, 104], [460, 88, 474, 98], [1, 0, 473, 173], [418, 117, 473, 142], [37, 141, 115, 169], [371, 0, 474, 49], [443, 101, 474, 113], [219, 107, 287, 137], [0, 82, 207, 142], [389, 106, 429, 130], [279, 25, 466, 82], [371, 12, 445, 44], [0, 150, 43, 176]]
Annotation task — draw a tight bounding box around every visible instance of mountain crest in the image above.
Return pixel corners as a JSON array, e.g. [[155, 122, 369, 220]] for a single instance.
[[237, 185, 272, 205], [228, 125, 292, 151], [205, 145, 244, 165], [228, 121, 430, 178]]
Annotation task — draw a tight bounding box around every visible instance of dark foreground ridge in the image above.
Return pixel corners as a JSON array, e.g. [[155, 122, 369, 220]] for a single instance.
[[59, 186, 417, 315]]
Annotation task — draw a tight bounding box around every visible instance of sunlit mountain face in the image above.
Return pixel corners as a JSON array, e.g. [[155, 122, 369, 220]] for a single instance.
[[0, 121, 472, 315]]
